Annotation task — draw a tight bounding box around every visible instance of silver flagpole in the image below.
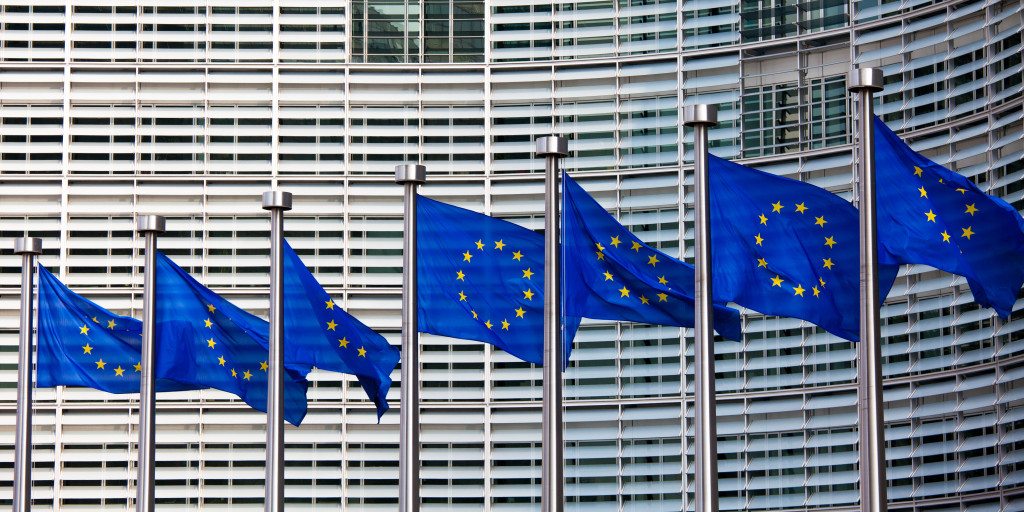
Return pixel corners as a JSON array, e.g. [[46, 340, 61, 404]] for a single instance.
[[537, 135, 567, 512], [849, 68, 887, 512], [683, 105, 720, 512], [396, 164, 426, 512], [137, 215, 165, 512], [263, 191, 292, 512], [13, 237, 42, 512]]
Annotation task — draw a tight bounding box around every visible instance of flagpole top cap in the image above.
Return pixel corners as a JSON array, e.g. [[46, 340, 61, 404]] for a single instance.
[[395, 164, 427, 184], [849, 68, 884, 92], [136, 215, 166, 234], [683, 105, 718, 126], [13, 237, 42, 255], [262, 191, 293, 211], [536, 136, 568, 158]]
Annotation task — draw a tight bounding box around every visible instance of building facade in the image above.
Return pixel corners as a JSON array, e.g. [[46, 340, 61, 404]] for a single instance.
[[0, 0, 1022, 510]]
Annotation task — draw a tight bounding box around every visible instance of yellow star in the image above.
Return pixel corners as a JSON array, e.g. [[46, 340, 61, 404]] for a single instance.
[[814, 216, 827, 227], [619, 286, 630, 298], [822, 258, 834, 270], [134, 363, 142, 372], [463, 251, 473, 262], [657, 275, 668, 285], [495, 239, 506, 250], [913, 166, 923, 177], [243, 370, 252, 381], [326, 320, 337, 331], [603, 271, 614, 281], [757, 258, 767, 268], [939, 178, 944, 184], [793, 284, 806, 297], [522, 268, 534, 279], [95, 359, 106, 370], [771, 275, 784, 287], [80, 325, 90, 335], [523, 289, 535, 301], [260, 361, 269, 371], [207, 304, 217, 313], [339, 337, 349, 348], [107, 319, 117, 329], [965, 203, 978, 216], [114, 366, 125, 377], [918, 186, 927, 198], [595, 242, 604, 252], [82, 343, 93, 354], [501, 319, 510, 330], [754, 233, 764, 246], [218, 356, 226, 366], [610, 235, 621, 247], [657, 293, 668, 302], [759, 213, 768, 225], [358, 347, 367, 357], [824, 236, 836, 248], [812, 286, 820, 297], [325, 300, 335, 310], [795, 203, 807, 214], [475, 239, 484, 250], [231, 369, 237, 378], [471, 310, 478, 319], [647, 255, 659, 267], [515, 307, 525, 318], [956, 188, 967, 194], [925, 210, 936, 222], [961, 226, 974, 239], [512, 251, 523, 261], [204, 318, 212, 328], [92, 316, 98, 323], [769, 201, 782, 213], [941, 230, 951, 242], [819, 277, 826, 288], [458, 291, 467, 301], [595, 251, 605, 260], [484, 320, 493, 329], [456, 270, 465, 281], [639, 295, 649, 305], [207, 338, 216, 349], [631, 241, 642, 252]]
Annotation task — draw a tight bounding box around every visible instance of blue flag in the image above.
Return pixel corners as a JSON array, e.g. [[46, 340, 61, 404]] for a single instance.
[[708, 155, 898, 342], [417, 195, 580, 367], [562, 172, 743, 340], [282, 240, 400, 419], [875, 116, 1024, 317], [154, 253, 309, 426], [36, 265, 198, 394]]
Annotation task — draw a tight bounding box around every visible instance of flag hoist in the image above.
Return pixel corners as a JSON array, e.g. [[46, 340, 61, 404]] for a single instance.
[[13, 237, 42, 512], [137, 214, 165, 512], [263, 190, 292, 512]]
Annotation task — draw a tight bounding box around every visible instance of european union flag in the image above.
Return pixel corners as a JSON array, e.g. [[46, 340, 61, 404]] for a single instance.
[[562, 172, 743, 340], [281, 240, 400, 419], [417, 195, 580, 367], [154, 253, 309, 426], [708, 155, 898, 341], [874, 116, 1024, 317], [37, 265, 198, 394]]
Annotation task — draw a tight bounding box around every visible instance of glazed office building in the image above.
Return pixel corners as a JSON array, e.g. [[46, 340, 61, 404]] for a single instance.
[[0, 0, 1022, 510]]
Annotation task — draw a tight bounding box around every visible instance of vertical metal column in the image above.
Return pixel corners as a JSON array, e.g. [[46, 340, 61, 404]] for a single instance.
[[850, 67, 887, 512], [263, 191, 292, 512], [136, 215, 165, 512], [396, 164, 426, 512], [537, 135, 568, 512], [13, 237, 42, 512], [683, 105, 720, 512]]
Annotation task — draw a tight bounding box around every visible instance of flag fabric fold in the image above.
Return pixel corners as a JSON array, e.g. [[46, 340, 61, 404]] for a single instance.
[[417, 195, 580, 367], [561, 172, 743, 341], [154, 253, 309, 426], [874, 116, 1024, 317], [281, 240, 400, 419], [36, 265, 199, 394], [708, 155, 898, 342]]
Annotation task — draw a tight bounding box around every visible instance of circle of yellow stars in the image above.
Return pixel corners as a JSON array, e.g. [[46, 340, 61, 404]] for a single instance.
[[324, 299, 369, 358], [79, 315, 138, 378], [203, 303, 260, 382], [456, 238, 532, 332], [755, 200, 833, 299], [595, 233, 670, 305], [912, 165, 976, 245]]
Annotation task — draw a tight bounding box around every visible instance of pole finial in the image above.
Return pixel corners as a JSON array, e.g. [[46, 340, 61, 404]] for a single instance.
[[136, 215, 166, 234], [262, 191, 293, 211], [849, 67, 884, 93], [395, 164, 427, 184], [683, 105, 718, 127], [13, 237, 42, 256], [536, 136, 568, 158]]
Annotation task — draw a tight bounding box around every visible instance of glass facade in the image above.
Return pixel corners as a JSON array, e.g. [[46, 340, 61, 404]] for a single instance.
[[0, 0, 1022, 509]]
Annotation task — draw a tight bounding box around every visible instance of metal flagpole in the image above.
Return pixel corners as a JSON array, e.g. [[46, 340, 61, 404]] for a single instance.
[[263, 191, 292, 512], [13, 237, 42, 512], [683, 105, 720, 512], [537, 136, 568, 512], [396, 164, 426, 512], [137, 215, 165, 512], [849, 67, 887, 512]]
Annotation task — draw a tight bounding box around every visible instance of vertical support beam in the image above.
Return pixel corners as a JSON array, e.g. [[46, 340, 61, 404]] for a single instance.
[[683, 105, 720, 512], [13, 237, 42, 512], [537, 135, 567, 512], [263, 191, 293, 512], [136, 215, 166, 512], [849, 67, 887, 512], [396, 164, 426, 512]]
